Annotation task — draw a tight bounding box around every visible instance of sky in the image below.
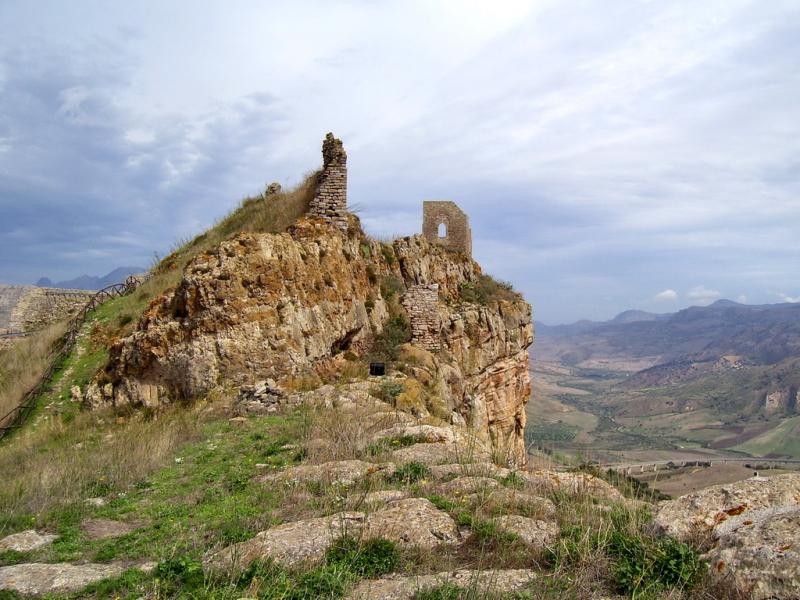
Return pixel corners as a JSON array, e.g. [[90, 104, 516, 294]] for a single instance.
[[1, 0, 798, 324]]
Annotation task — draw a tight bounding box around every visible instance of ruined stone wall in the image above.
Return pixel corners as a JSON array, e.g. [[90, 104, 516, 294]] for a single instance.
[[309, 133, 348, 230], [422, 201, 472, 257], [0, 285, 94, 334], [402, 284, 441, 351]]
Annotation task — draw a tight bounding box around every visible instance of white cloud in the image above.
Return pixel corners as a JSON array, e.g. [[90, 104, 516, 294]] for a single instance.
[[687, 285, 721, 305], [653, 289, 678, 302], [778, 293, 800, 303], [737, 294, 748, 303]]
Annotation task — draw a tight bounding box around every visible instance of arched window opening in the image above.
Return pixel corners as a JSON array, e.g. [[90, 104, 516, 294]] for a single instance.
[[438, 222, 447, 238]]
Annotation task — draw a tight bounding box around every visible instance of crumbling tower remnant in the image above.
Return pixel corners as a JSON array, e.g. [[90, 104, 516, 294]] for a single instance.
[[402, 284, 441, 351], [422, 201, 472, 257], [309, 132, 348, 230]]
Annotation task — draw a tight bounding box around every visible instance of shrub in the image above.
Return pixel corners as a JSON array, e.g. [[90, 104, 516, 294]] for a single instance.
[[326, 535, 399, 577], [379, 275, 405, 300], [371, 380, 404, 404], [369, 315, 411, 362], [608, 530, 705, 597], [386, 462, 430, 485], [458, 275, 518, 305]]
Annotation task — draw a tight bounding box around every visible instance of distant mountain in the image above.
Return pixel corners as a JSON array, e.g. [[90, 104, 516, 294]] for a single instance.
[[536, 300, 800, 367], [35, 266, 145, 290]]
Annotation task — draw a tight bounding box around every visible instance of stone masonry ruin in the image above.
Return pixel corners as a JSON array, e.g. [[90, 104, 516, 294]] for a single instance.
[[402, 284, 441, 351], [422, 200, 472, 258], [309, 132, 348, 230]]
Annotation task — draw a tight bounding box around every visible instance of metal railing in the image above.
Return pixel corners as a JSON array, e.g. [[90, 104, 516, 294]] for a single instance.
[[0, 276, 144, 441]]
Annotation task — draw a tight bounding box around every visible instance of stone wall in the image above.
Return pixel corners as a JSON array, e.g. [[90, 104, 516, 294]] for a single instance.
[[422, 201, 472, 257], [308, 133, 348, 230], [402, 284, 441, 351], [0, 285, 94, 334]]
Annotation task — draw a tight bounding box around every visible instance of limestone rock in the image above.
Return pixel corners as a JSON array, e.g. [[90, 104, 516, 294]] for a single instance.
[[363, 498, 459, 548], [348, 569, 537, 600], [703, 506, 800, 600], [391, 442, 491, 466], [493, 515, 558, 547], [363, 490, 408, 505], [438, 476, 499, 497], [257, 460, 391, 487], [521, 470, 626, 503], [205, 512, 366, 571], [0, 530, 57, 553], [370, 424, 461, 445], [465, 488, 557, 520], [651, 473, 800, 541], [0, 562, 131, 595], [429, 462, 511, 480]]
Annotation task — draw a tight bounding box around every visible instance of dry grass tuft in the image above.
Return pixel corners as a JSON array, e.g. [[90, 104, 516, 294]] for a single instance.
[[0, 322, 68, 423], [0, 407, 202, 530]]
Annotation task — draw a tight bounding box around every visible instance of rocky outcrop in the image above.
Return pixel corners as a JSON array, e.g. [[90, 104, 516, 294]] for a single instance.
[[653, 474, 800, 599], [0, 530, 57, 552], [87, 217, 533, 464], [348, 569, 538, 600], [0, 562, 154, 596]]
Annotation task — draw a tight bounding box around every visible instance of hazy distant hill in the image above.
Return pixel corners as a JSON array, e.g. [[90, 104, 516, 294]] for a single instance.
[[535, 300, 800, 368], [35, 266, 144, 291]]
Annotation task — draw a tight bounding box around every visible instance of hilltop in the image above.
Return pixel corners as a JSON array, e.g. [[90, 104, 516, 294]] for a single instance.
[[0, 135, 797, 599]]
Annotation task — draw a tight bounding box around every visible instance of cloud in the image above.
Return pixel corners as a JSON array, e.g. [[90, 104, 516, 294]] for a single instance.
[[737, 294, 748, 303], [0, 0, 799, 323], [653, 289, 678, 302], [778, 293, 800, 303], [687, 285, 721, 305]]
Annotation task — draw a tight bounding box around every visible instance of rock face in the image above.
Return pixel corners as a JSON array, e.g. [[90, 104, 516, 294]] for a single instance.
[[0, 530, 57, 552], [653, 474, 800, 599], [0, 563, 131, 595], [88, 216, 533, 464], [348, 569, 537, 600]]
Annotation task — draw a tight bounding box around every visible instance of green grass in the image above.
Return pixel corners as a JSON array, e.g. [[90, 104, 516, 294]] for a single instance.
[[733, 415, 800, 458]]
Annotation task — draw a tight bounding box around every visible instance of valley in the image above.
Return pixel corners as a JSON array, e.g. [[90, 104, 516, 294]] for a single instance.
[[527, 302, 800, 493]]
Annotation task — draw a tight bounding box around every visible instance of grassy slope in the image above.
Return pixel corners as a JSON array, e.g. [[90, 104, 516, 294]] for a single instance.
[[733, 415, 800, 458]]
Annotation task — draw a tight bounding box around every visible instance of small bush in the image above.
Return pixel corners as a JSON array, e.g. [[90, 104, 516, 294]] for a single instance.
[[369, 315, 411, 362], [326, 535, 399, 577], [154, 557, 205, 594], [386, 462, 430, 485], [379, 275, 405, 300], [371, 380, 404, 404], [609, 530, 706, 597], [458, 275, 518, 305]]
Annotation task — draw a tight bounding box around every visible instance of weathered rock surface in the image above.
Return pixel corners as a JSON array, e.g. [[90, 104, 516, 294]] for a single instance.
[[208, 498, 458, 572], [703, 506, 800, 600], [205, 512, 366, 571], [651, 473, 800, 599], [0, 562, 134, 595], [89, 215, 533, 464], [465, 488, 557, 520], [348, 569, 537, 600], [256, 460, 392, 487], [652, 473, 800, 541], [493, 515, 558, 547], [390, 442, 491, 466], [362, 490, 408, 505], [362, 498, 459, 548], [438, 476, 499, 497], [429, 462, 511, 480], [0, 530, 57, 553], [522, 470, 626, 503]]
